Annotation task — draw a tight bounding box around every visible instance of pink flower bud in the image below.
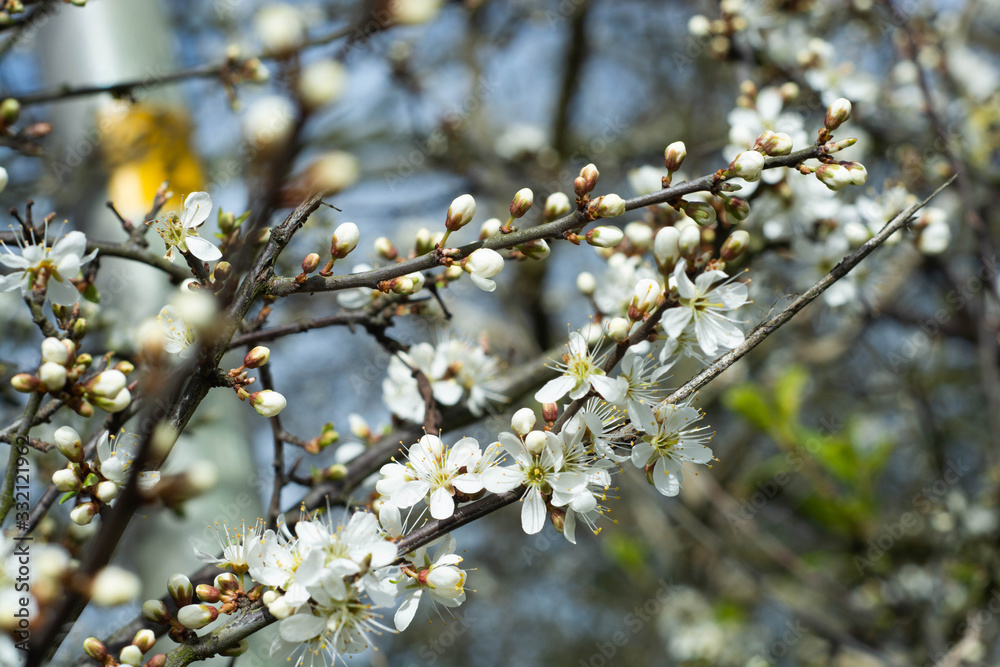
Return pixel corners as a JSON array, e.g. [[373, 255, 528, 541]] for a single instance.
[[243, 346, 270, 369], [509, 188, 533, 218], [301, 252, 320, 273], [579, 163, 599, 192], [664, 141, 686, 172], [445, 194, 476, 231]]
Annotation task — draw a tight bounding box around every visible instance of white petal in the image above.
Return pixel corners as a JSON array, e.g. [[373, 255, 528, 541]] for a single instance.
[[429, 487, 455, 519], [534, 376, 574, 404], [469, 273, 496, 292], [392, 480, 430, 508], [46, 275, 80, 306], [661, 307, 693, 339], [394, 591, 423, 631], [278, 613, 326, 642], [591, 375, 626, 405], [482, 466, 521, 493], [186, 235, 223, 261], [182, 192, 213, 229], [521, 488, 546, 534]]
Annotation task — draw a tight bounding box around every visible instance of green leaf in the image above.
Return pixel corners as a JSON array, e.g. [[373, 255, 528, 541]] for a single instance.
[[59, 491, 78, 504], [723, 384, 774, 432]]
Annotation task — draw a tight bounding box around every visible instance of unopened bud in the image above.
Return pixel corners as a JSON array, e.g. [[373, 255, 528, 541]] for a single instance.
[[585, 225, 624, 248], [176, 604, 219, 630], [826, 137, 857, 153], [197, 584, 221, 603], [249, 390, 286, 417], [41, 337, 71, 365], [11, 373, 41, 392], [511, 407, 536, 436], [39, 362, 67, 391], [302, 252, 321, 273], [544, 193, 572, 222], [119, 645, 143, 666], [144, 655, 166, 667], [87, 369, 126, 398], [244, 346, 270, 369], [654, 226, 680, 274], [212, 262, 232, 284], [52, 468, 80, 492], [390, 275, 414, 294], [0, 98, 20, 125], [549, 507, 566, 533], [509, 188, 533, 218], [331, 222, 360, 259], [524, 430, 547, 455], [518, 239, 550, 260], [142, 599, 170, 624], [91, 388, 131, 414], [95, 480, 119, 502], [684, 201, 717, 226], [664, 141, 686, 172], [54, 426, 84, 462], [624, 222, 654, 251], [214, 574, 239, 593], [479, 218, 502, 240], [325, 463, 348, 480], [815, 163, 852, 191], [349, 413, 371, 441], [573, 176, 588, 198], [629, 279, 661, 319], [589, 194, 626, 219], [721, 231, 750, 262], [70, 502, 98, 525], [724, 196, 750, 222], [114, 360, 135, 376], [542, 402, 559, 423], [576, 272, 596, 296], [679, 225, 701, 258], [168, 573, 193, 607], [607, 317, 631, 342], [133, 629, 156, 653], [761, 131, 793, 156], [83, 638, 107, 662], [845, 162, 867, 185], [374, 237, 397, 260], [445, 194, 476, 231], [579, 164, 599, 193], [824, 97, 852, 131], [726, 150, 765, 182]]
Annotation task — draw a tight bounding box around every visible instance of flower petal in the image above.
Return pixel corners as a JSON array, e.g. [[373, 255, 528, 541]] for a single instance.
[[185, 235, 223, 261]]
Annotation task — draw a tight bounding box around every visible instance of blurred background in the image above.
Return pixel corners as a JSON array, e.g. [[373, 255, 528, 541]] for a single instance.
[[1, 0, 999, 665]]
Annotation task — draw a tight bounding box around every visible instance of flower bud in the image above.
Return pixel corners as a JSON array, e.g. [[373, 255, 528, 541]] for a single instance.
[[721, 231, 750, 262], [244, 346, 270, 369], [54, 426, 84, 462], [664, 141, 686, 172], [723, 196, 750, 223], [0, 98, 20, 126], [254, 3, 305, 54], [301, 252, 320, 273], [390, 276, 414, 294], [266, 594, 294, 619], [824, 97, 852, 131], [414, 228, 434, 255], [11, 373, 41, 392], [113, 360, 135, 376], [511, 408, 536, 436], [133, 629, 156, 653], [297, 59, 347, 110], [250, 390, 286, 417], [120, 645, 143, 666], [544, 192, 572, 221], [70, 502, 98, 525], [761, 131, 793, 156], [217, 211, 237, 235], [576, 272, 596, 296], [629, 279, 661, 319], [197, 584, 221, 603], [846, 162, 867, 185], [654, 227, 681, 274], [581, 321, 603, 346], [87, 370, 126, 398], [406, 272, 426, 293], [509, 188, 533, 218], [479, 218, 502, 240], [445, 194, 476, 232], [585, 226, 624, 248], [142, 599, 170, 624], [826, 137, 857, 153], [815, 163, 852, 191], [518, 239, 550, 260], [607, 317, 631, 342], [52, 468, 80, 492], [464, 248, 504, 292], [177, 604, 219, 630], [685, 201, 717, 226], [573, 177, 588, 198], [542, 402, 559, 423], [95, 480, 119, 502], [83, 638, 107, 662], [39, 362, 67, 391], [331, 222, 360, 259], [168, 573, 193, 607], [579, 164, 599, 193], [325, 463, 348, 480], [624, 222, 654, 251], [679, 224, 701, 259], [92, 388, 131, 414], [145, 654, 167, 667], [374, 237, 397, 260], [41, 337, 71, 365], [726, 150, 765, 181], [90, 566, 141, 606], [589, 194, 626, 219], [524, 430, 547, 455]]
